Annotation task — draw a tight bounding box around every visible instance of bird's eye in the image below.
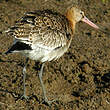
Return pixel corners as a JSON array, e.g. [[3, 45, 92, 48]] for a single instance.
[[80, 11, 84, 17], [80, 11, 83, 15]]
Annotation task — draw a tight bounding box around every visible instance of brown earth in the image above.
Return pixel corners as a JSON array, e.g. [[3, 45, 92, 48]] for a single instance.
[[0, 0, 110, 110]]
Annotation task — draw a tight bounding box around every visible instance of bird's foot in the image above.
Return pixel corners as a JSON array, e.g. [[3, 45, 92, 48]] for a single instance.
[[42, 96, 57, 106], [15, 93, 29, 101], [20, 93, 29, 100]]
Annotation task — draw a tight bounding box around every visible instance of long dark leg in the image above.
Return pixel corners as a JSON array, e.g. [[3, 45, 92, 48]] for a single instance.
[[38, 63, 56, 105], [21, 58, 29, 99], [38, 64, 48, 101]]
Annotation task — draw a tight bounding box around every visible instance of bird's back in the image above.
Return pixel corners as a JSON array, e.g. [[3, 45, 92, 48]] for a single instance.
[[6, 9, 73, 62]]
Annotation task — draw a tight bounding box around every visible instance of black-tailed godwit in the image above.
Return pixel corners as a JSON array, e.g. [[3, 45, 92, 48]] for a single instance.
[[5, 6, 99, 105]]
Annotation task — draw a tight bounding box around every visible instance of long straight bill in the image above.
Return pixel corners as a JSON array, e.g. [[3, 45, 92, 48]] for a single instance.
[[82, 16, 99, 29]]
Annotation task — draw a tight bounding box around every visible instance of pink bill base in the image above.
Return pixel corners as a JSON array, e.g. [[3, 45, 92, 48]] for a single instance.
[[82, 16, 99, 29]]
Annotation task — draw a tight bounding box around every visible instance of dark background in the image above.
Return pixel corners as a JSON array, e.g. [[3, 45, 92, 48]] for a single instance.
[[0, 0, 110, 109]]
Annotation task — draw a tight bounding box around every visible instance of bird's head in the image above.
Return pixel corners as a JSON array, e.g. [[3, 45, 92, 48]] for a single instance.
[[66, 7, 99, 29]]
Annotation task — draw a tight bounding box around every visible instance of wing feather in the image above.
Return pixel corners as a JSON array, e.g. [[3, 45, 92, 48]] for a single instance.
[[7, 10, 72, 51]]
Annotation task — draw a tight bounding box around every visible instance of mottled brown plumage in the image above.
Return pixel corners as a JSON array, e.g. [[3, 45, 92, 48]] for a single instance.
[[5, 7, 99, 105], [7, 9, 75, 62]]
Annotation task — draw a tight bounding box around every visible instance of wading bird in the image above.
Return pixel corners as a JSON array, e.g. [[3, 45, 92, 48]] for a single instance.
[[5, 6, 99, 105]]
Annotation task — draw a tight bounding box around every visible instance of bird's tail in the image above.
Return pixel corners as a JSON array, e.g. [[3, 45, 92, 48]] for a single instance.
[[4, 41, 32, 55], [4, 47, 13, 55]]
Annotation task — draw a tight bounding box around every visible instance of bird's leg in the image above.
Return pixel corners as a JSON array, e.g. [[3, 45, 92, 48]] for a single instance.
[[20, 58, 29, 100], [38, 63, 48, 102], [38, 63, 55, 105]]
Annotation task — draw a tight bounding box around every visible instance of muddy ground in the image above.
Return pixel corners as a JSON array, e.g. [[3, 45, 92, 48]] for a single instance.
[[0, 0, 110, 110]]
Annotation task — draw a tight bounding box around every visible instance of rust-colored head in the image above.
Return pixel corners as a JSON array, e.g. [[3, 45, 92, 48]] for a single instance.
[[65, 7, 99, 31], [66, 7, 83, 23]]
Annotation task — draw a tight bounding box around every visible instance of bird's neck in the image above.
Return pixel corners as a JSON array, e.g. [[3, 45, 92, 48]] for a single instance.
[[65, 10, 76, 33]]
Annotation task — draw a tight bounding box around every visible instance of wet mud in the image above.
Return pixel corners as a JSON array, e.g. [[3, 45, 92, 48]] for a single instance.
[[0, 0, 110, 109]]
